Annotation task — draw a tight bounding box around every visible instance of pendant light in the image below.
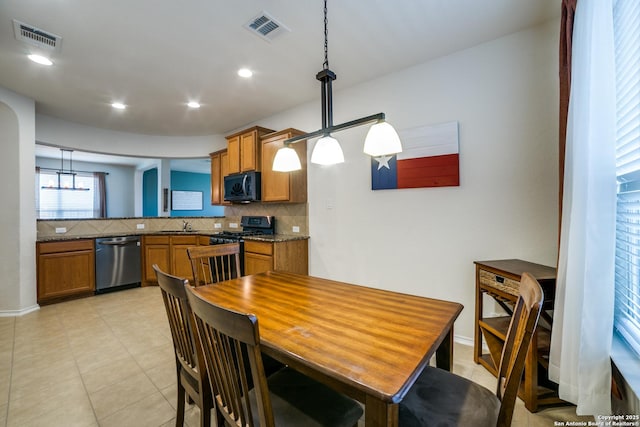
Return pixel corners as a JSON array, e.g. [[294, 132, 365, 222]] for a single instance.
[[272, 0, 402, 172], [41, 149, 90, 191]]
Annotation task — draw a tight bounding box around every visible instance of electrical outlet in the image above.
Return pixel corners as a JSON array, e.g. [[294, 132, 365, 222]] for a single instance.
[[292, 226, 300, 233], [136, 223, 145, 229], [229, 223, 238, 228], [214, 223, 222, 229], [55, 227, 67, 234], [326, 198, 334, 210]]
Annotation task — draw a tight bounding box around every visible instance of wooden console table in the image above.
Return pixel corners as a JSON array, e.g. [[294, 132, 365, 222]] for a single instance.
[[474, 259, 564, 412]]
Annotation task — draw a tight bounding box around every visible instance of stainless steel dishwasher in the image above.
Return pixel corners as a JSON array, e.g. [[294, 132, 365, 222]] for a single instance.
[[95, 236, 142, 293]]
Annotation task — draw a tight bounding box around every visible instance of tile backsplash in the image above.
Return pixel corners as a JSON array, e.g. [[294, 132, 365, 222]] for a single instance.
[[224, 202, 308, 235], [37, 203, 308, 239]]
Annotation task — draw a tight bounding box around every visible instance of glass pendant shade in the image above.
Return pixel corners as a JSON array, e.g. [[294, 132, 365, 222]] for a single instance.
[[363, 122, 403, 157], [311, 135, 345, 165], [272, 147, 302, 172]]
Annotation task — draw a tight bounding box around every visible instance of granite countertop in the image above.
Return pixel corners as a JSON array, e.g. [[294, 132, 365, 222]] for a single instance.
[[37, 231, 309, 243], [243, 234, 309, 243]]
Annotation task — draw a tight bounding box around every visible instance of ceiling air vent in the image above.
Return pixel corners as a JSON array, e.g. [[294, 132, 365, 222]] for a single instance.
[[244, 12, 290, 42], [13, 19, 62, 52]]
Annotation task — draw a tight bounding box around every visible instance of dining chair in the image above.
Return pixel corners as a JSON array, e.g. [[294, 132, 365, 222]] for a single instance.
[[153, 264, 213, 427], [185, 285, 365, 427], [399, 272, 544, 427], [188, 243, 241, 286]]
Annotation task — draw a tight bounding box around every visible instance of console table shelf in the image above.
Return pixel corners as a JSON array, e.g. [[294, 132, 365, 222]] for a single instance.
[[474, 259, 564, 412]]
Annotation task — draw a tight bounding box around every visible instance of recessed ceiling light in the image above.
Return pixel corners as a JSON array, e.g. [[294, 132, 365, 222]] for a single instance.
[[187, 101, 201, 109], [111, 102, 126, 110], [238, 68, 253, 78], [27, 54, 52, 66]]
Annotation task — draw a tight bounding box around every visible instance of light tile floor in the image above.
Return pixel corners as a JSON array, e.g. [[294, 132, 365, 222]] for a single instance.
[[0, 286, 594, 427]]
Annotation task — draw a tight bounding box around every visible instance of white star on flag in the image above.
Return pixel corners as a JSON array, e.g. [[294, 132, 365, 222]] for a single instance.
[[375, 155, 392, 170]]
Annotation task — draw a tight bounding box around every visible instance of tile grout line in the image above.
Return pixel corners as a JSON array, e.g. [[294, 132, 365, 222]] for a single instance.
[[87, 290, 180, 427], [87, 293, 160, 425], [55, 303, 101, 427]]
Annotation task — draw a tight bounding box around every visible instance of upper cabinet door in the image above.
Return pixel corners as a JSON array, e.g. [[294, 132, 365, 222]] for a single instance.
[[210, 151, 222, 204], [227, 135, 241, 175], [241, 131, 259, 172], [225, 126, 274, 175], [262, 136, 290, 202], [261, 128, 307, 203], [210, 149, 229, 205]]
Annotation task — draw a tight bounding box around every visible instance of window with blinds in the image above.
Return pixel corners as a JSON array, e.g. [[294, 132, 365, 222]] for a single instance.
[[614, 0, 640, 357], [37, 170, 98, 219]]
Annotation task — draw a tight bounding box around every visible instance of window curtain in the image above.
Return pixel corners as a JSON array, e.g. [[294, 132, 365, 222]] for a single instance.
[[93, 172, 107, 218], [558, 0, 577, 243], [549, 0, 617, 416], [35, 166, 41, 218]]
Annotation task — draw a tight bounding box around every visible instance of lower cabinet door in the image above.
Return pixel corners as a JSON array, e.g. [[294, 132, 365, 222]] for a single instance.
[[244, 252, 273, 276], [171, 244, 195, 282], [143, 244, 170, 285], [38, 250, 95, 303]]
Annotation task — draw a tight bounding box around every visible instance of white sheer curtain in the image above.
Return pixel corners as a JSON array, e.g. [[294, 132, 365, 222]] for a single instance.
[[549, 0, 617, 416]]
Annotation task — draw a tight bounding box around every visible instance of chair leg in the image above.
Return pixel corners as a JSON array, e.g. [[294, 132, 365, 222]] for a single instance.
[[176, 381, 186, 427], [214, 407, 226, 427], [201, 401, 211, 427]]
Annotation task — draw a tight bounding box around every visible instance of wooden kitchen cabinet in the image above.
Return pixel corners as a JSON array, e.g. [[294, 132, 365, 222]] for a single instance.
[[474, 259, 562, 412], [142, 234, 209, 286], [244, 239, 308, 276], [227, 135, 240, 174], [37, 239, 95, 304], [142, 235, 170, 286], [170, 235, 199, 283], [210, 149, 229, 205], [225, 126, 274, 174], [261, 128, 307, 203]]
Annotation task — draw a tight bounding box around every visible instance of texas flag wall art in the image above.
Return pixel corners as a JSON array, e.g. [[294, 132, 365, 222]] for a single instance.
[[371, 121, 459, 190]]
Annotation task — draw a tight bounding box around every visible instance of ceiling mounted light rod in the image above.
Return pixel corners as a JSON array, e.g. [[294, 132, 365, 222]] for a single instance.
[[272, 0, 402, 172], [283, 113, 386, 146]]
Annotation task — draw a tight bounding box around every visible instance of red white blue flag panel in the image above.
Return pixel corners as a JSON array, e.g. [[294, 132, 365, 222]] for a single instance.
[[371, 121, 459, 190]]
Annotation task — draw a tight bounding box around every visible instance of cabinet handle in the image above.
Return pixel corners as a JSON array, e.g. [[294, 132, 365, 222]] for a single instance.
[[495, 275, 505, 284]]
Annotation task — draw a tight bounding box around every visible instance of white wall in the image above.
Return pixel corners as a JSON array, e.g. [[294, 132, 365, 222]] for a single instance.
[[0, 87, 37, 315], [257, 20, 560, 341]]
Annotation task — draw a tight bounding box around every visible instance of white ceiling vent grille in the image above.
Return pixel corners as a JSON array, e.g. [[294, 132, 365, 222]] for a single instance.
[[13, 19, 62, 52], [244, 12, 290, 42]]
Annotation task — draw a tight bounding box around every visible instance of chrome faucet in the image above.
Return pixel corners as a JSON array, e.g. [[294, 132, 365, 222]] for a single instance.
[[182, 220, 190, 231]]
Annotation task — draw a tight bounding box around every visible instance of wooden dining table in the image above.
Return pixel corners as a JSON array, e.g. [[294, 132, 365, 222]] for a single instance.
[[190, 270, 463, 427]]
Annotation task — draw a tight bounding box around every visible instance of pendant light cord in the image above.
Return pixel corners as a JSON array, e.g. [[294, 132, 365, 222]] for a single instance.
[[323, 0, 329, 70]]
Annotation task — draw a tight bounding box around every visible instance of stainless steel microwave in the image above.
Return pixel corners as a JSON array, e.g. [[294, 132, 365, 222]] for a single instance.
[[224, 171, 261, 202]]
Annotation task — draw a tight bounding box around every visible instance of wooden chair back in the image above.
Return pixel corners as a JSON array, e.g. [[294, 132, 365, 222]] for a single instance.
[[186, 285, 274, 427], [153, 264, 211, 425], [187, 243, 241, 286], [495, 272, 543, 427]]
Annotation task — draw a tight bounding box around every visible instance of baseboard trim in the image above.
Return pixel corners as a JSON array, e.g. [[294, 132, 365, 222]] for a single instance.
[[0, 304, 40, 317], [454, 334, 474, 347]]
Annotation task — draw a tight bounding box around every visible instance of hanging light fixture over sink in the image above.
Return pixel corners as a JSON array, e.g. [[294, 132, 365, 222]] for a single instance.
[[41, 149, 90, 191], [272, 0, 402, 172]]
